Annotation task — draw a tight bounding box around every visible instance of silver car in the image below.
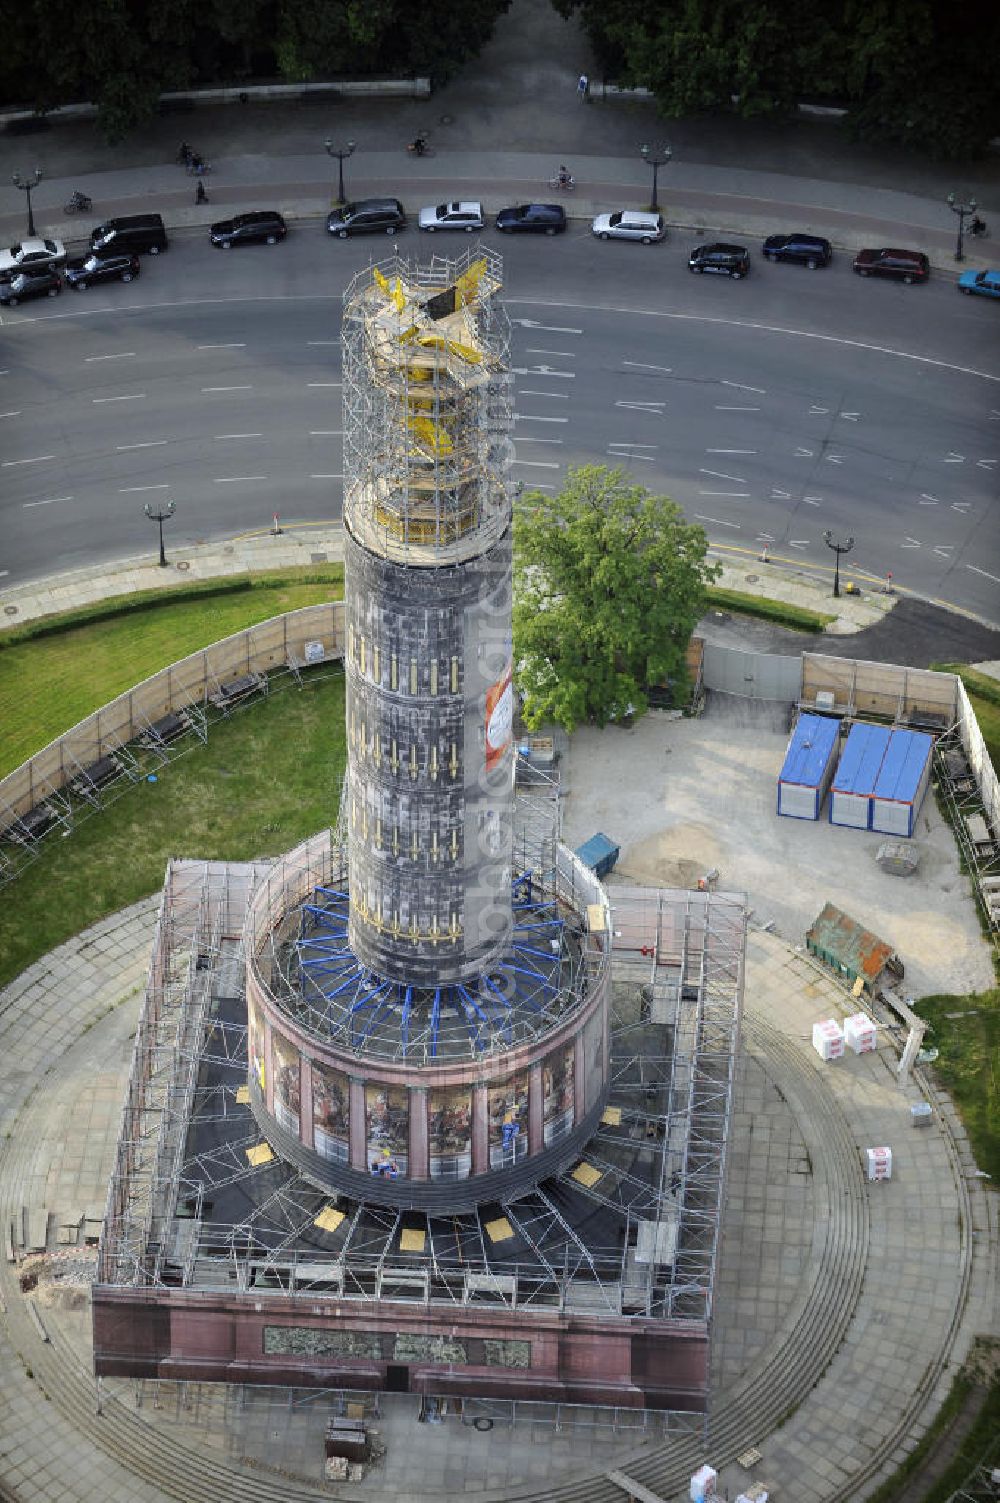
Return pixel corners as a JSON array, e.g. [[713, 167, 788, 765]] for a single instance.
[[0, 236, 67, 276], [591, 210, 665, 244], [418, 201, 485, 233]]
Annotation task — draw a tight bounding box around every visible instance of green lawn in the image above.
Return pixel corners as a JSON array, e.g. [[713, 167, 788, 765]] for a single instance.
[[0, 669, 346, 990], [0, 570, 343, 777]]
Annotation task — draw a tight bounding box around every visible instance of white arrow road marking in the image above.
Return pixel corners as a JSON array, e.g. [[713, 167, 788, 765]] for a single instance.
[[809, 405, 830, 414], [511, 318, 583, 334], [518, 389, 568, 399], [788, 540, 810, 549], [839, 412, 860, 421], [695, 514, 741, 528], [518, 436, 562, 445], [609, 451, 656, 462], [951, 502, 971, 513], [803, 497, 823, 506], [615, 400, 665, 413], [968, 564, 1000, 582], [794, 447, 814, 457], [0, 410, 22, 419], [609, 442, 657, 450], [526, 348, 577, 359], [902, 538, 922, 548], [977, 458, 997, 469], [770, 488, 792, 500], [825, 455, 844, 464], [919, 494, 940, 505], [623, 360, 671, 373], [512, 459, 560, 469], [701, 469, 746, 482], [512, 366, 575, 379], [757, 532, 776, 542], [944, 453, 964, 463], [934, 546, 954, 557]]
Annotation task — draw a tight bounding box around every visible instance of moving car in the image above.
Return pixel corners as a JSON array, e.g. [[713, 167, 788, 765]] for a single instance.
[[417, 201, 485, 232], [591, 210, 665, 243], [63, 252, 140, 290], [326, 198, 406, 238], [210, 211, 287, 248], [688, 243, 751, 278], [958, 268, 1000, 299], [495, 203, 566, 235], [852, 247, 929, 284], [90, 214, 167, 256], [762, 232, 832, 268], [0, 268, 62, 306], [0, 237, 66, 277]]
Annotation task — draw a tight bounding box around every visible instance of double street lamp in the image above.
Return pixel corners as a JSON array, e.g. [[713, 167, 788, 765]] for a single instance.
[[947, 192, 977, 262], [823, 530, 855, 599], [12, 168, 43, 238], [145, 500, 176, 568], [639, 143, 672, 213], [324, 138, 356, 206]]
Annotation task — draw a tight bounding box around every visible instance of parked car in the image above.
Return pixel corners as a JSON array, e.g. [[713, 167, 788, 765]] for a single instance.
[[326, 198, 406, 238], [417, 201, 485, 233], [210, 211, 287, 249], [958, 268, 1000, 299], [688, 243, 751, 278], [495, 203, 566, 235], [63, 252, 140, 290], [0, 236, 66, 277], [762, 232, 832, 269], [852, 247, 929, 284], [591, 210, 665, 244], [0, 268, 62, 306], [90, 214, 167, 256]]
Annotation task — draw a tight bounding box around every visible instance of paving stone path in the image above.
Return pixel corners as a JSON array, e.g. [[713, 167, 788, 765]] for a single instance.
[[0, 915, 995, 1503]]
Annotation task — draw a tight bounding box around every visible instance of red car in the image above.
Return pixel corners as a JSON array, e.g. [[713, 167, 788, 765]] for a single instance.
[[852, 248, 929, 284]]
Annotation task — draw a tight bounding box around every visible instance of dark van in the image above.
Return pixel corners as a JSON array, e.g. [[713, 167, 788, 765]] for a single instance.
[[90, 214, 168, 257]]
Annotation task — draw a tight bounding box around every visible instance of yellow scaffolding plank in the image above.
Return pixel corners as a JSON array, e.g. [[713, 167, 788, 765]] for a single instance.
[[235, 1084, 250, 1104], [601, 1106, 622, 1127], [484, 1217, 514, 1244], [400, 1228, 426, 1253], [571, 1162, 602, 1188], [246, 1143, 274, 1167], [314, 1205, 345, 1234]]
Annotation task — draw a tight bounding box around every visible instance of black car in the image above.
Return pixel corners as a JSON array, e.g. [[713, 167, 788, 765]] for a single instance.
[[326, 198, 406, 238], [688, 243, 751, 279], [495, 203, 567, 235], [210, 211, 287, 249], [64, 252, 141, 291], [762, 232, 832, 269], [0, 268, 62, 306], [852, 247, 929, 284]]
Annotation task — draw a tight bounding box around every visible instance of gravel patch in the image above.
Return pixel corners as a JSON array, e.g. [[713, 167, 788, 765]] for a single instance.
[[561, 697, 994, 999]]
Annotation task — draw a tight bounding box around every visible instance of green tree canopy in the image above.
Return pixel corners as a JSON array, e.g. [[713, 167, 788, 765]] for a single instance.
[[513, 465, 718, 732]]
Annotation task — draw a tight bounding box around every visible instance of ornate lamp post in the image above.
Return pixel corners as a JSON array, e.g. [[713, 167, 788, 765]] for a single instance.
[[324, 139, 356, 206], [947, 192, 977, 263], [823, 530, 855, 599], [145, 500, 176, 568], [12, 168, 43, 238], [639, 143, 672, 213]]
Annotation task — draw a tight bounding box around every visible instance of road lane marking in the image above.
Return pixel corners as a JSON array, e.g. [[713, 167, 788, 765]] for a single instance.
[[512, 459, 559, 469], [307, 340, 339, 346], [512, 319, 582, 334], [23, 495, 73, 508], [309, 430, 343, 435], [116, 440, 167, 451], [512, 366, 575, 379], [615, 400, 665, 413], [2, 454, 53, 466], [0, 411, 22, 419], [214, 433, 263, 439], [968, 564, 1000, 583], [951, 502, 971, 512], [310, 473, 343, 479], [198, 343, 246, 350], [623, 360, 672, 374], [514, 414, 567, 423], [518, 389, 568, 399], [978, 458, 997, 469], [525, 348, 577, 359], [608, 449, 655, 462], [695, 514, 741, 527], [722, 379, 766, 393], [517, 436, 563, 444], [85, 352, 135, 361], [788, 540, 809, 549], [92, 394, 145, 403], [202, 385, 252, 393], [119, 484, 170, 493], [715, 404, 759, 411], [701, 469, 746, 482], [214, 475, 268, 483], [307, 381, 342, 388], [707, 448, 756, 454], [699, 490, 750, 497]]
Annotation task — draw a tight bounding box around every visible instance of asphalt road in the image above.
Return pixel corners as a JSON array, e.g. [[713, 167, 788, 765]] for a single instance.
[[1, 224, 998, 619]]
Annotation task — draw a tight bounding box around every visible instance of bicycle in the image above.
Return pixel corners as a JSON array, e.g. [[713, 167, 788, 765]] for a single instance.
[[547, 174, 575, 192], [63, 191, 93, 214]]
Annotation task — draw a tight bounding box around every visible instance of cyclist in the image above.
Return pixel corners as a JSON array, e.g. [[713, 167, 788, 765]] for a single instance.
[[557, 164, 572, 188]]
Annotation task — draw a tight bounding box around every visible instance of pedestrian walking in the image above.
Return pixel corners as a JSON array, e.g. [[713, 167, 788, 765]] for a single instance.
[[577, 72, 589, 102], [195, 180, 208, 205]]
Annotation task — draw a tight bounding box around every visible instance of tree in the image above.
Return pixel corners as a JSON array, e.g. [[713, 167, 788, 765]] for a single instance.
[[513, 466, 718, 732]]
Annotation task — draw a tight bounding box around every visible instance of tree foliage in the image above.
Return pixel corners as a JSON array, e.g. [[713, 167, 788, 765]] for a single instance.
[[556, 0, 1000, 156], [0, 0, 509, 141], [513, 466, 718, 732]]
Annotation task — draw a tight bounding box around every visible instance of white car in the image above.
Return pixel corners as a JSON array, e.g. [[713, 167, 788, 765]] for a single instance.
[[0, 236, 67, 277], [418, 201, 485, 233], [591, 210, 665, 244]]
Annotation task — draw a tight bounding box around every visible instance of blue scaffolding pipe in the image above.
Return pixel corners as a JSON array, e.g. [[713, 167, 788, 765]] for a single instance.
[[429, 988, 442, 1057], [313, 886, 350, 902], [454, 985, 491, 1051], [507, 961, 559, 996], [516, 943, 564, 964], [401, 985, 414, 1057]]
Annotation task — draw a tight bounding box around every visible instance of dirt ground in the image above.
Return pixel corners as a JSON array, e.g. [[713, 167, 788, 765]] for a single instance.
[[560, 695, 995, 1000]]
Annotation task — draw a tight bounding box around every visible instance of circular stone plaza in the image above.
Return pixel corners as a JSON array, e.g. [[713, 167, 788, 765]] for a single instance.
[[0, 248, 996, 1503]]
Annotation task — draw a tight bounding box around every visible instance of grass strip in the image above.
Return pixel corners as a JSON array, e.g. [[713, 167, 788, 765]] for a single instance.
[[705, 586, 835, 632], [0, 570, 344, 777], [921, 1371, 1000, 1503], [0, 669, 346, 992], [861, 1368, 974, 1503], [915, 988, 1000, 1182]]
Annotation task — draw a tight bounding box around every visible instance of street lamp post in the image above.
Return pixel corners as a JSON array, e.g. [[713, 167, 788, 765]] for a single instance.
[[12, 169, 43, 238], [639, 143, 672, 213], [823, 530, 855, 599], [145, 500, 176, 568], [324, 139, 356, 206], [947, 192, 977, 263]]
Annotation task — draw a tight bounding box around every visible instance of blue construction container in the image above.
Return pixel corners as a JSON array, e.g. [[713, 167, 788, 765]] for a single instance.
[[829, 723, 891, 829], [871, 729, 933, 837], [777, 712, 841, 820], [574, 833, 620, 879]]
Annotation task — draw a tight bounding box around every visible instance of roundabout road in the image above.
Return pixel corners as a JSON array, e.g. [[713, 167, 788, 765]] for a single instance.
[[1, 226, 998, 620]]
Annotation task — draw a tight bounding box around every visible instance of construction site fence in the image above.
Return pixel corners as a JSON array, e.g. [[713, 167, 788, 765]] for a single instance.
[[0, 602, 345, 829], [956, 678, 1000, 834]]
